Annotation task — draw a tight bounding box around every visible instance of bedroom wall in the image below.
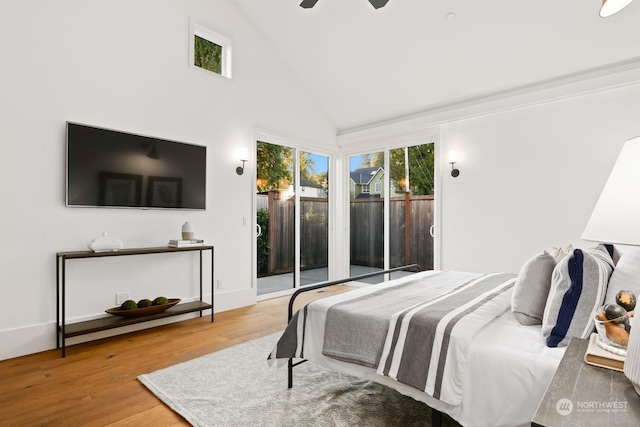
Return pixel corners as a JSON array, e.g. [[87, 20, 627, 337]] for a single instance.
[[339, 69, 640, 276], [439, 85, 640, 274], [0, 0, 336, 361]]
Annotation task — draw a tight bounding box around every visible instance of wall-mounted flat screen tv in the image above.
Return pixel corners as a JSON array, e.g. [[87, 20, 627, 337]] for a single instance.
[[66, 122, 206, 210]]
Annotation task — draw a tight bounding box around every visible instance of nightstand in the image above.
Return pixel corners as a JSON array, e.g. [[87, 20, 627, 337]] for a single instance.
[[532, 337, 640, 426]]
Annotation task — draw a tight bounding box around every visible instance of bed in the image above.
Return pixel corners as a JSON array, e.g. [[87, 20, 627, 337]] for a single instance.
[[268, 266, 567, 427]]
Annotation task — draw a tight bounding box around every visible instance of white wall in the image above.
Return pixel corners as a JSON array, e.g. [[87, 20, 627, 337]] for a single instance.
[[339, 69, 640, 276], [439, 87, 640, 273], [0, 0, 336, 360]]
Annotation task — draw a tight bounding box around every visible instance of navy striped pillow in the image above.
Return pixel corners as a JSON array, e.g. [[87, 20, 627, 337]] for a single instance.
[[542, 246, 614, 348]]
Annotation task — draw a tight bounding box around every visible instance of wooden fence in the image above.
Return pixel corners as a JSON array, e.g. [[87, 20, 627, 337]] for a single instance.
[[350, 194, 434, 271], [258, 191, 434, 276], [263, 191, 329, 275]]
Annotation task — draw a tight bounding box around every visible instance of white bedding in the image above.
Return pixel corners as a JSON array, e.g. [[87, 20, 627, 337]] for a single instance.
[[280, 271, 566, 427]]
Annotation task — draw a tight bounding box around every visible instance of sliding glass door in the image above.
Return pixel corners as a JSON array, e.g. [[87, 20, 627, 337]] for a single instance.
[[349, 142, 434, 283], [300, 151, 329, 285], [388, 144, 435, 278], [349, 151, 385, 283], [256, 141, 330, 296], [256, 141, 295, 295]]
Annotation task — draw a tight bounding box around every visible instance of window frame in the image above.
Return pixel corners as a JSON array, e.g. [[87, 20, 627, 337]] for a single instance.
[[190, 22, 232, 79]]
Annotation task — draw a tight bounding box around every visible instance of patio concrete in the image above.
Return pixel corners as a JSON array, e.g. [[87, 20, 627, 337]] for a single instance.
[[257, 265, 417, 296]]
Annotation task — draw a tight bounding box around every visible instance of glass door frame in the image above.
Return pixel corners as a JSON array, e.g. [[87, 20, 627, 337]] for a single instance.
[[340, 133, 441, 281], [252, 129, 335, 301]]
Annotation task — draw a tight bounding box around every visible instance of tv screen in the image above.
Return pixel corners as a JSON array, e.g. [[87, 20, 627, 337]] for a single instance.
[[66, 122, 206, 210]]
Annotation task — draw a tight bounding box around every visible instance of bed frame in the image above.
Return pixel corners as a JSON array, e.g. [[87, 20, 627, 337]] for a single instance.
[[285, 264, 445, 427]]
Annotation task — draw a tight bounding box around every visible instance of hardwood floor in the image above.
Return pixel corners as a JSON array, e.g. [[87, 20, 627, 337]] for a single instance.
[[0, 286, 352, 427]]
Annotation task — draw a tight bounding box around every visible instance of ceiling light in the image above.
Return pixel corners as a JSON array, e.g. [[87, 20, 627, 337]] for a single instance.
[[600, 0, 636, 17]]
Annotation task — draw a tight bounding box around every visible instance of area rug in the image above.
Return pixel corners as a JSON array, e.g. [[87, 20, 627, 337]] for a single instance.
[[138, 333, 434, 426]]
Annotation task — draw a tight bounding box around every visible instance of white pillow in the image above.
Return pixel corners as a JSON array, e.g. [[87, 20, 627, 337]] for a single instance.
[[511, 251, 557, 325], [605, 246, 640, 306]]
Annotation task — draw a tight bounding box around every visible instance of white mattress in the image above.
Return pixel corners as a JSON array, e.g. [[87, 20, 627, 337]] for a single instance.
[[291, 273, 566, 427]]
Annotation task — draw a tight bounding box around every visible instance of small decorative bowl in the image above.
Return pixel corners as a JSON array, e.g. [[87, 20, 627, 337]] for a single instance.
[[594, 310, 629, 354]]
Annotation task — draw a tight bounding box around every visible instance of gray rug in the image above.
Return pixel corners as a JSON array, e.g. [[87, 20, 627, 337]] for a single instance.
[[138, 333, 434, 426]]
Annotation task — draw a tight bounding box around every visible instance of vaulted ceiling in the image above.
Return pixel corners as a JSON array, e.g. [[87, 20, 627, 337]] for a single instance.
[[234, 0, 640, 132]]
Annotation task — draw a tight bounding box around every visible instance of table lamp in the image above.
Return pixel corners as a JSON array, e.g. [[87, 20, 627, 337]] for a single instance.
[[582, 136, 640, 395]]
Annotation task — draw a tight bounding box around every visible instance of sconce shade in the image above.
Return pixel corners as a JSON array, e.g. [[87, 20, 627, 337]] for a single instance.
[[600, 0, 636, 17], [582, 136, 640, 245], [448, 150, 458, 164]]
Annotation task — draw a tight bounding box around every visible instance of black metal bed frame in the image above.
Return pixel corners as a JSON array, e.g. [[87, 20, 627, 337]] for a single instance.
[[284, 263, 444, 427]]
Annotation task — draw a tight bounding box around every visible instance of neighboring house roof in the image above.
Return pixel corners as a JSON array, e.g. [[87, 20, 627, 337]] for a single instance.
[[350, 167, 383, 185]]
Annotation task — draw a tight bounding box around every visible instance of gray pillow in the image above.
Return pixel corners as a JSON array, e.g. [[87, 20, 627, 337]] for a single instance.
[[542, 246, 614, 347], [511, 251, 557, 325], [605, 246, 640, 306]]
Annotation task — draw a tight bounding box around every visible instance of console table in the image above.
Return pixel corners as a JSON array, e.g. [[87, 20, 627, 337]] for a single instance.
[[531, 337, 640, 426], [56, 246, 214, 357]]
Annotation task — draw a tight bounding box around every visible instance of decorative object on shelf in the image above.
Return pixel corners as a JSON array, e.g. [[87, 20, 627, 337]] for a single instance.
[[169, 239, 205, 248], [585, 333, 625, 371], [87, 232, 123, 253], [182, 222, 194, 240], [594, 305, 630, 350], [582, 136, 640, 396], [105, 298, 181, 317], [600, 0, 636, 17]]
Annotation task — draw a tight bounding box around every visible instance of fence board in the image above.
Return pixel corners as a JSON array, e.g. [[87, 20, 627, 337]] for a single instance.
[[261, 193, 433, 276]]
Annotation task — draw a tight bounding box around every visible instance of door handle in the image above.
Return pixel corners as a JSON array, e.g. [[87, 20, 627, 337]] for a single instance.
[[429, 225, 435, 237], [256, 224, 262, 237]]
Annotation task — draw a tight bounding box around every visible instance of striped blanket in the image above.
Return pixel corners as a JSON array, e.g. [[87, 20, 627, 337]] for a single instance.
[[269, 271, 515, 405]]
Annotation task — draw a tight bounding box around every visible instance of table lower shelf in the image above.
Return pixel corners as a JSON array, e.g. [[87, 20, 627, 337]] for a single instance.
[[59, 301, 213, 338]]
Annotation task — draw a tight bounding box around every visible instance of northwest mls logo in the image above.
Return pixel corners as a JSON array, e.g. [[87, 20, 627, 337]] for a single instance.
[[556, 398, 574, 416]]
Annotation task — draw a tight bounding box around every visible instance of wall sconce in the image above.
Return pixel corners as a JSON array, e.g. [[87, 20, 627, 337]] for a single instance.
[[600, 0, 636, 17], [236, 147, 249, 176], [449, 150, 460, 177]]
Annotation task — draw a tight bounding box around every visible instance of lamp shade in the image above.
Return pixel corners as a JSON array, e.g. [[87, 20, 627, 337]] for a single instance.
[[582, 136, 640, 245], [600, 0, 636, 17]]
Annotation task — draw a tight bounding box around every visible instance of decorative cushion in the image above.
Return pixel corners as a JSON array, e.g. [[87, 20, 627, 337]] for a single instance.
[[511, 251, 557, 325], [549, 244, 574, 262], [542, 246, 615, 348], [605, 246, 640, 306]]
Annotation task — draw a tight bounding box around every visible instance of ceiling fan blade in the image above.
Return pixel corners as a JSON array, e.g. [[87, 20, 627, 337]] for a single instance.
[[300, 0, 319, 8], [369, 0, 389, 8]]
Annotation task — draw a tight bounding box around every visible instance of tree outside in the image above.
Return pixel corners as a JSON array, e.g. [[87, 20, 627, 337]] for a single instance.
[[353, 144, 434, 195], [389, 145, 434, 196], [194, 35, 222, 74]]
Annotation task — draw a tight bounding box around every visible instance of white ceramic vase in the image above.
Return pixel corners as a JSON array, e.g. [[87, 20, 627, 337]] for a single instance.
[[182, 222, 194, 240], [624, 313, 640, 395]]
